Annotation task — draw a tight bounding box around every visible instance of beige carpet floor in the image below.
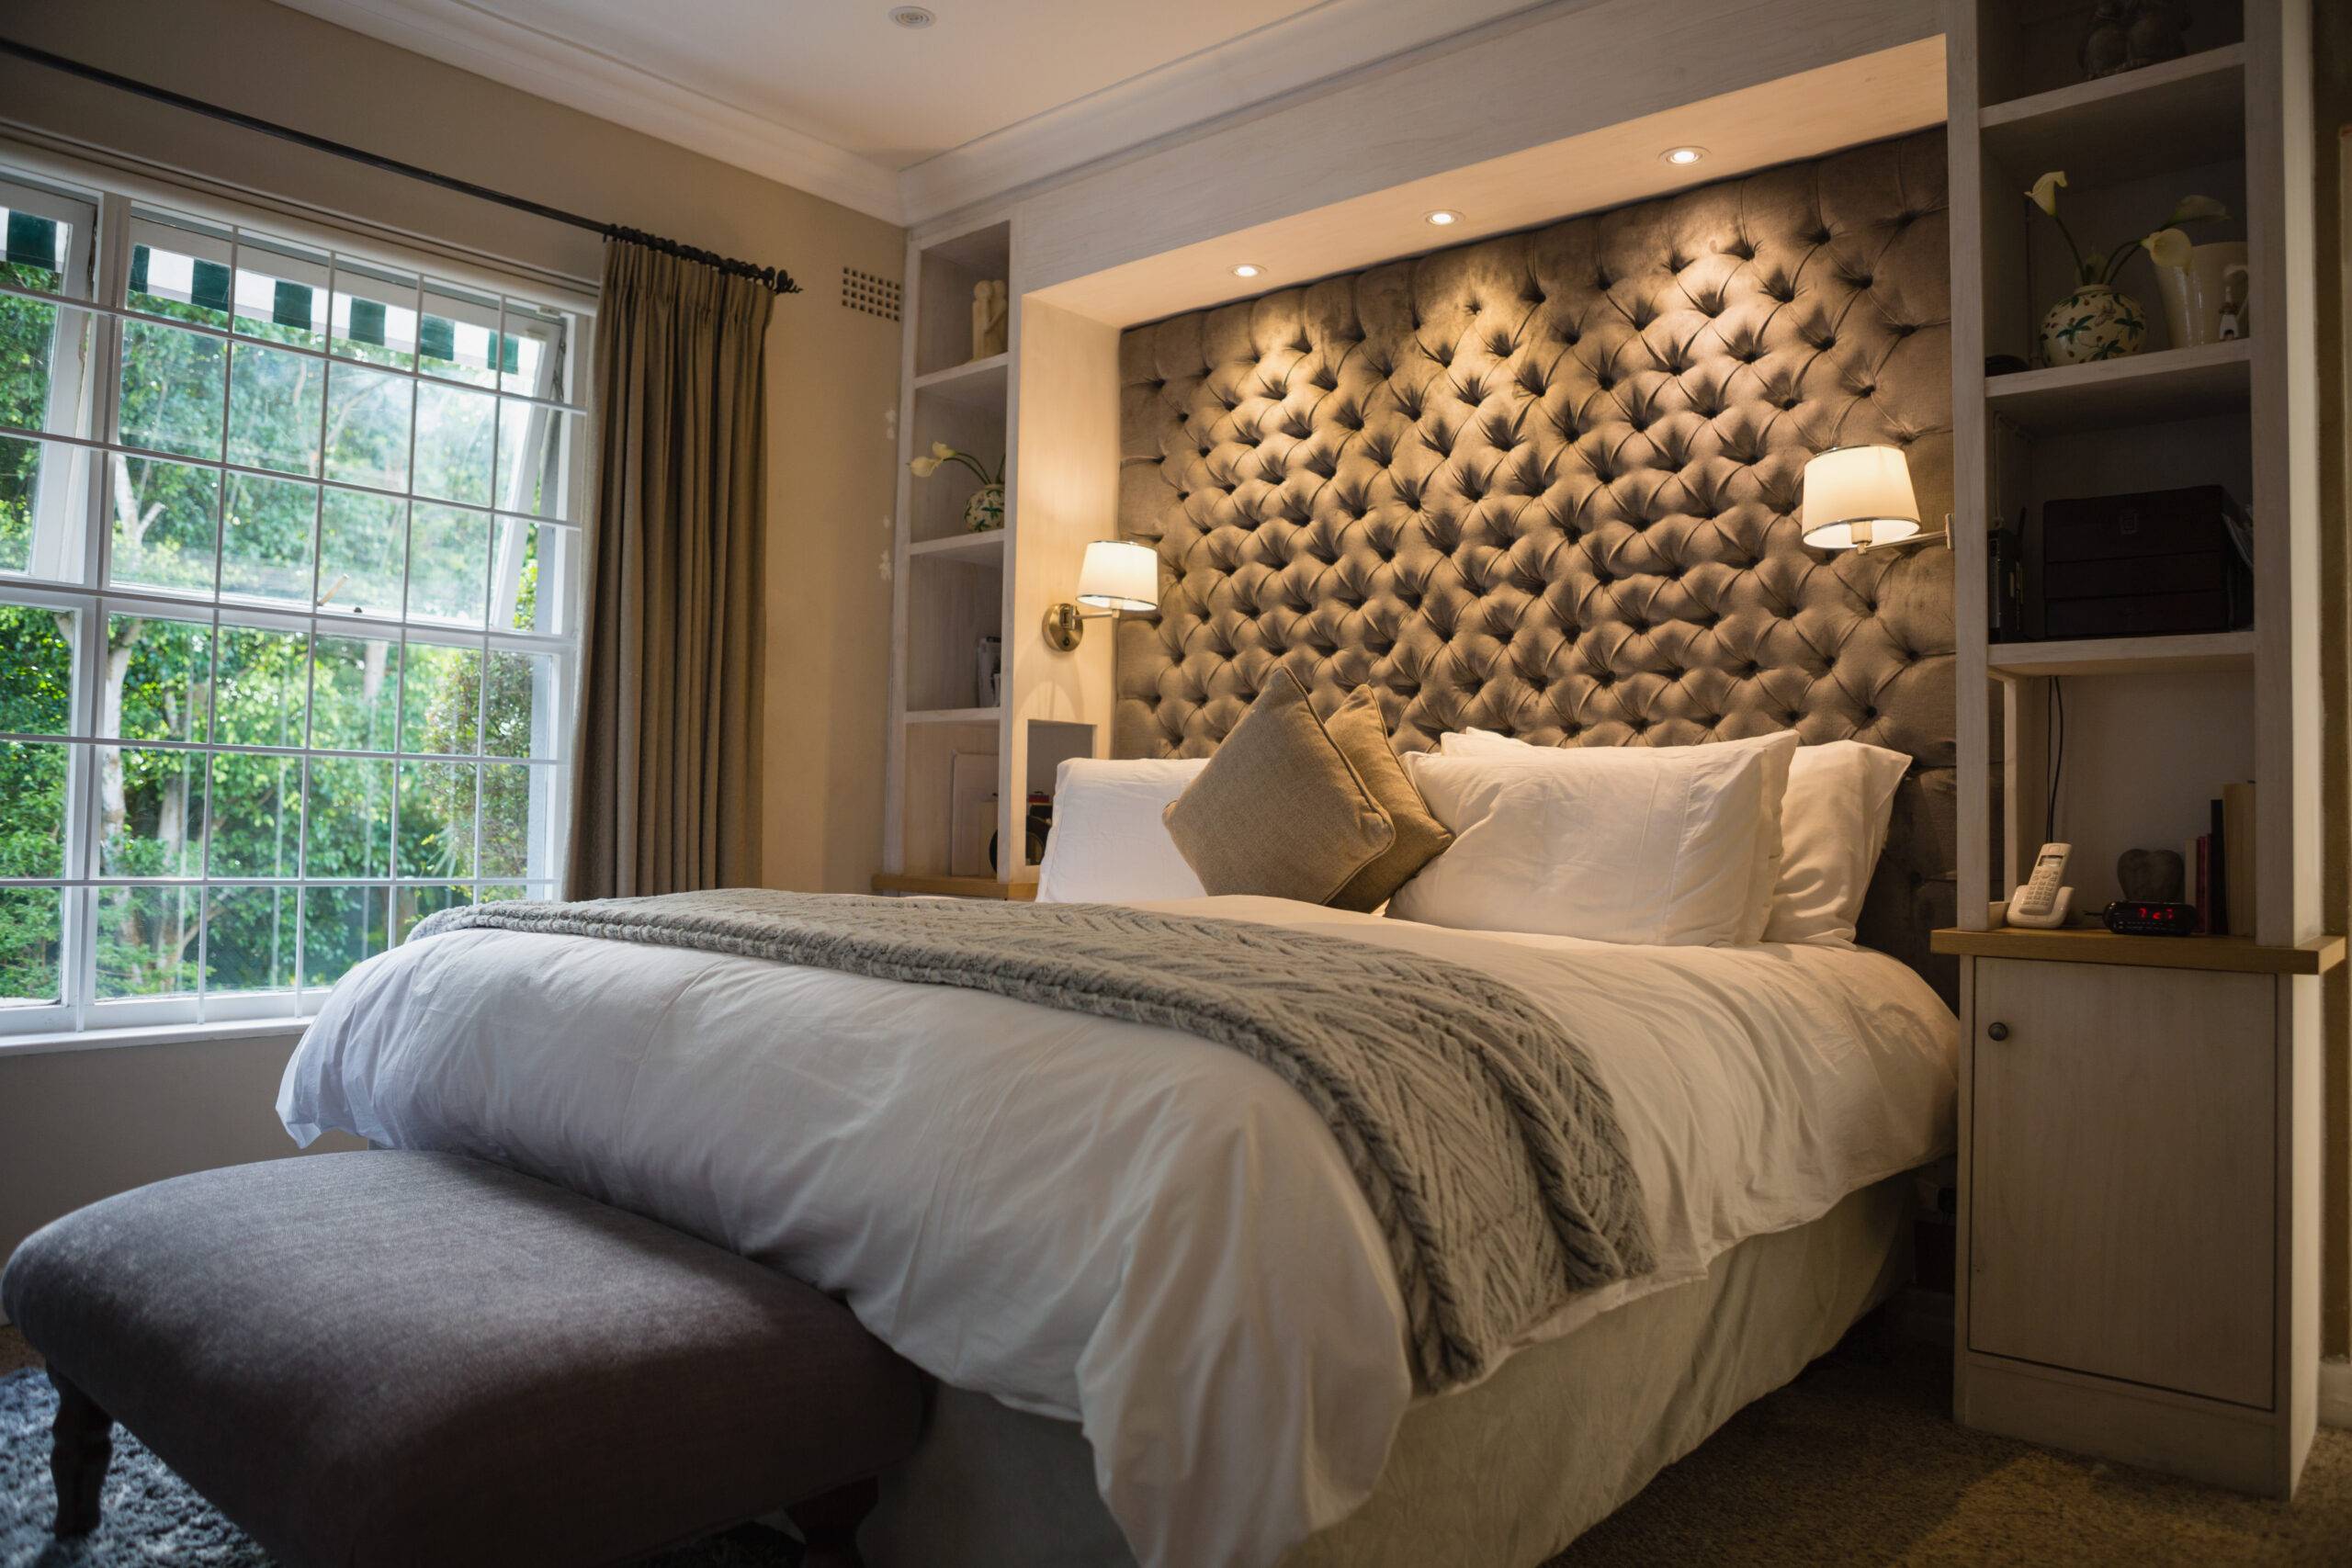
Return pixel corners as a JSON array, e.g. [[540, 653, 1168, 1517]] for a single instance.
[[5, 1323, 2346, 1562], [1553, 1328, 2352, 1565]]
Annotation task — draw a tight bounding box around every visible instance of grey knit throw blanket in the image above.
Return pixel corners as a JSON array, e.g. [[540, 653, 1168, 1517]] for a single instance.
[[412, 890, 1656, 1390]]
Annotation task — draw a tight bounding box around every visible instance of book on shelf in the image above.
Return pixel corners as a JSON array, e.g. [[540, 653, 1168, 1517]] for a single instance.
[[2186, 784, 2257, 937], [2222, 782, 2256, 938], [2209, 797, 2228, 934], [2185, 834, 2212, 934]]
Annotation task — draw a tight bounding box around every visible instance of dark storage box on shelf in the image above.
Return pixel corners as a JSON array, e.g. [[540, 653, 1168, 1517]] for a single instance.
[[2029, 484, 2251, 640]]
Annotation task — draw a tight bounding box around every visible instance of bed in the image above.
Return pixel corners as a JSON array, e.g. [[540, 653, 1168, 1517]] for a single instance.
[[279, 898, 1954, 1568], [282, 130, 1957, 1568]]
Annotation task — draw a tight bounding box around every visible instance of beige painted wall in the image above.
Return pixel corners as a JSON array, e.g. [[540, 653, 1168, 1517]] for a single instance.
[[0, 0, 902, 1274], [0, 1032, 368, 1269]]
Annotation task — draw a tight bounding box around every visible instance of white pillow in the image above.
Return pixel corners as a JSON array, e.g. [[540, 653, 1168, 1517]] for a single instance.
[[1439, 728, 1798, 942], [1035, 758, 1209, 904], [1390, 739, 1788, 946], [1763, 740, 1913, 946]]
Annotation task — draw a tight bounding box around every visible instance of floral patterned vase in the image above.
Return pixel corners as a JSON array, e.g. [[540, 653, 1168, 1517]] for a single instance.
[[2040, 283, 2146, 367], [964, 481, 1005, 533]]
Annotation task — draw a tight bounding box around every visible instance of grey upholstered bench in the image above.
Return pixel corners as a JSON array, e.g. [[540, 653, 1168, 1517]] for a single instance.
[[1, 1151, 925, 1567]]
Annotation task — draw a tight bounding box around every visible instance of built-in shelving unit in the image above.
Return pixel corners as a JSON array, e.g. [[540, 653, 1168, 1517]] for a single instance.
[[1984, 338, 2251, 432], [884, 218, 1015, 885], [1960, 0, 2267, 923], [1948, 0, 2323, 1502], [905, 705, 1002, 725], [871, 873, 1037, 901], [1978, 42, 2245, 183], [1931, 924, 2341, 976], [1984, 629, 2254, 677], [908, 531, 1008, 566], [879, 215, 1116, 893], [910, 351, 1010, 409]]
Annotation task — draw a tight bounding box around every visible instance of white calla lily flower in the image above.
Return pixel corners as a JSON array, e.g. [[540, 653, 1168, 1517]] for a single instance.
[[2144, 228, 2193, 269]]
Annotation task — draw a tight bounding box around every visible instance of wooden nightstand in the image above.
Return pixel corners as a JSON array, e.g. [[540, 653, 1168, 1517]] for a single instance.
[[1932, 930, 2344, 1495]]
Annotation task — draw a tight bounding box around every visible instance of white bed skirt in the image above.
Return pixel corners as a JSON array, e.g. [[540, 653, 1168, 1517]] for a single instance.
[[859, 1174, 1914, 1567]]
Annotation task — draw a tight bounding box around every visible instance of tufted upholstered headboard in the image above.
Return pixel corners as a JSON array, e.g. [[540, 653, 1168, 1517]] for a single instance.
[[1111, 130, 1957, 1000]]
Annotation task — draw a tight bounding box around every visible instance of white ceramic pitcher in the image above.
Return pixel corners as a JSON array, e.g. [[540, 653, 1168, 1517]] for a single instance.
[[2154, 240, 2249, 346]]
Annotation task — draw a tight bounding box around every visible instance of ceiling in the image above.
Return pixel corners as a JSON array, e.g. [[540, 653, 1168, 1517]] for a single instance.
[[1033, 38, 1947, 327], [267, 0, 1549, 223]]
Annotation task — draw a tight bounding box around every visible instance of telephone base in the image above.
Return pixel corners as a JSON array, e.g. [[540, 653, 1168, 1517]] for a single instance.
[[1999, 886, 2076, 930]]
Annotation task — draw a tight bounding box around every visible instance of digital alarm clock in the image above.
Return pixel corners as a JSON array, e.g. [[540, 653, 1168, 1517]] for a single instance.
[[2100, 900, 2200, 937]]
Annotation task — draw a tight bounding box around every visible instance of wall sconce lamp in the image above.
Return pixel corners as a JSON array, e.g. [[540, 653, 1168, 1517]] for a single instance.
[[1799, 444, 1948, 553], [1043, 539, 1159, 652]]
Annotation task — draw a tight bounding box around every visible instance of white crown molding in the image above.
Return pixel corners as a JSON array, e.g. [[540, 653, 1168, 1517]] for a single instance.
[[894, 0, 1553, 226], [271, 0, 1562, 232], [266, 0, 905, 222]]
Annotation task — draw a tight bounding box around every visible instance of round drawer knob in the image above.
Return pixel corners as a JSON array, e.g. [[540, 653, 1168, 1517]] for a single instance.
[[1986, 1021, 2010, 1042]]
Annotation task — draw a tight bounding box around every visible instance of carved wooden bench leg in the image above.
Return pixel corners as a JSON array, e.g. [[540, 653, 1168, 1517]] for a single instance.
[[48, 1368, 113, 1537], [786, 1475, 878, 1568]]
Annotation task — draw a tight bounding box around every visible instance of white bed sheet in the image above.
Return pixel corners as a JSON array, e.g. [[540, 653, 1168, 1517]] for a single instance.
[[277, 897, 1956, 1568]]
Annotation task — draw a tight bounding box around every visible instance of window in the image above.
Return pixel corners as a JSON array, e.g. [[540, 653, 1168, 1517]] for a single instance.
[[0, 164, 590, 1036]]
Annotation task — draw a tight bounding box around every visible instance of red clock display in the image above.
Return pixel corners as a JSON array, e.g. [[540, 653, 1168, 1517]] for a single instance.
[[2100, 901, 2199, 937]]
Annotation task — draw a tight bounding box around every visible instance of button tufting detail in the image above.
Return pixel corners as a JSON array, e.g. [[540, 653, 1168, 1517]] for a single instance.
[[1108, 132, 1955, 962]]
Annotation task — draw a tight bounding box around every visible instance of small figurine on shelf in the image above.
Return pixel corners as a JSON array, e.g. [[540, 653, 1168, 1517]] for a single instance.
[[2216, 263, 2248, 341], [2119, 848, 2187, 904], [970, 279, 1007, 360], [910, 441, 1006, 532], [2080, 2, 2130, 77], [2080, 0, 2191, 81]]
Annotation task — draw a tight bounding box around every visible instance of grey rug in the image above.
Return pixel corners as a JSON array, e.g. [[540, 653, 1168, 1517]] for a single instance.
[[0, 1369, 798, 1566]]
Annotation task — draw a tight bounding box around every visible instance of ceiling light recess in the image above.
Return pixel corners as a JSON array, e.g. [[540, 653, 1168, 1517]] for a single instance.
[[1424, 209, 1462, 227], [1230, 262, 1266, 279], [889, 6, 935, 28], [1661, 145, 1707, 165]]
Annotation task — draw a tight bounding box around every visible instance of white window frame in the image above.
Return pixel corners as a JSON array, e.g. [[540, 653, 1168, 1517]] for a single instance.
[[0, 150, 595, 1045], [1, 174, 97, 581]]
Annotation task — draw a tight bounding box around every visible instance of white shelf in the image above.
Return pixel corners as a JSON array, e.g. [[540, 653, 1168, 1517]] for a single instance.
[[909, 530, 1006, 565], [913, 353, 1009, 412], [1984, 340, 2250, 434], [1980, 44, 2245, 185], [904, 706, 1001, 726], [1986, 630, 2255, 677]]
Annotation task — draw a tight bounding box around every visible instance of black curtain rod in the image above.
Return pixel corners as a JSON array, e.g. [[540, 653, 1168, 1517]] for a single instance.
[[0, 37, 802, 294]]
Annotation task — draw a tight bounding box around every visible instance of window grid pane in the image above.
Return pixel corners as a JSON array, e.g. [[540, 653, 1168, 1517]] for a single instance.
[[3, 173, 586, 1033]]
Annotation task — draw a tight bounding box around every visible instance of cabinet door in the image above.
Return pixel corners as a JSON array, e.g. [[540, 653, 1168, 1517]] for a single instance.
[[1969, 959, 2273, 1407]]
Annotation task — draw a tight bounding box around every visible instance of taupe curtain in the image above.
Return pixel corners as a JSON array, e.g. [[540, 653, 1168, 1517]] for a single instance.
[[565, 241, 773, 899]]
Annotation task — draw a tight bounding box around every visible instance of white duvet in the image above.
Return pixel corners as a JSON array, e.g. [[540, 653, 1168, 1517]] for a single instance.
[[277, 897, 1957, 1568]]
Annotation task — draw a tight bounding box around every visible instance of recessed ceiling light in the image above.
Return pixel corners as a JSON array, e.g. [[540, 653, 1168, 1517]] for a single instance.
[[889, 6, 935, 27], [1661, 145, 1707, 165], [1424, 209, 1462, 227], [1231, 263, 1266, 279]]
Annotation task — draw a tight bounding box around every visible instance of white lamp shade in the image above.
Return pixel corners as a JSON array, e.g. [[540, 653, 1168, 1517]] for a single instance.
[[1076, 539, 1159, 612], [1800, 445, 1920, 549]]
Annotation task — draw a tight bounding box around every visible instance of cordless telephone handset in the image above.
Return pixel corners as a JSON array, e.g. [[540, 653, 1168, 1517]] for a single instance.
[[2005, 842, 2075, 929]]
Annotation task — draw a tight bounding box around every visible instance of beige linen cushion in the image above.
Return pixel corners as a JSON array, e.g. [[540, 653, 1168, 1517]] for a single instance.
[[1163, 671, 1395, 904], [1323, 687, 1453, 911]]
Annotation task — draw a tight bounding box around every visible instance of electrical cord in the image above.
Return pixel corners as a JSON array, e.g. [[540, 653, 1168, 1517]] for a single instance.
[[2044, 676, 2064, 846]]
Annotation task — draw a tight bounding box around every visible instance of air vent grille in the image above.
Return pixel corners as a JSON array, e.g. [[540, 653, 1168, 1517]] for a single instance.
[[842, 266, 901, 321]]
